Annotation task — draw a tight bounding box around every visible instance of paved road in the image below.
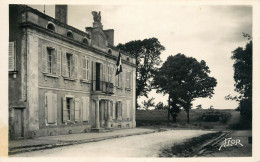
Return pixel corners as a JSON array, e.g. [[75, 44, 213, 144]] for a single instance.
[[12, 130, 214, 157]]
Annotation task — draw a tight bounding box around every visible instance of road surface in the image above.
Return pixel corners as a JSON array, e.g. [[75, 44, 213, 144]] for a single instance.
[[12, 130, 214, 157]]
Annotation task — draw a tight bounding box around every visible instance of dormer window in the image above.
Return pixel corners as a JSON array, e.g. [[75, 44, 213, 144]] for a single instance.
[[47, 22, 55, 31], [67, 30, 73, 38], [127, 57, 130, 62], [108, 49, 112, 54], [82, 37, 88, 44]]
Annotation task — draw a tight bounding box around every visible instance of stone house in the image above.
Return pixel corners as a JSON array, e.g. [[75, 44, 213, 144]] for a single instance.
[[8, 5, 136, 140]]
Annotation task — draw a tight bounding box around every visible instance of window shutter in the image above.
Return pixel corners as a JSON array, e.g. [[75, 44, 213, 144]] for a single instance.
[[75, 98, 80, 121], [82, 97, 89, 121], [62, 52, 68, 77], [126, 100, 130, 119], [93, 61, 96, 91], [42, 45, 47, 73], [74, 55, 78, 78], [82, 57, 86, 79], [86, 58, 89, 80], [9, 42, 15, 71], [46, 93, 55, 124], [63, 97, 68, 122], [71, 54, 78, 78], [113, 102, 115, 119], [88, 58, 91, 81], [71, 98, 75, 121], [53, 94, 57, 123], [56, 50, 61, 76], [120, 102, 123, 118], [129, 71, 132, 89], [52, 49, 57, 75]]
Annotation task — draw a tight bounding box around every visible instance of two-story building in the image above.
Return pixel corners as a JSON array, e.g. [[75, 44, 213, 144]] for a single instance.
[[8, 5, 136, 140]]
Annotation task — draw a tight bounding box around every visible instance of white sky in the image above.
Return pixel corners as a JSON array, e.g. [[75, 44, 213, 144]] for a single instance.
[[30, 4, 252, 109]]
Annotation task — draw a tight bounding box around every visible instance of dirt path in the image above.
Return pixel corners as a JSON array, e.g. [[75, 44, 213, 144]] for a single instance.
[[12, 130, 214, 157]]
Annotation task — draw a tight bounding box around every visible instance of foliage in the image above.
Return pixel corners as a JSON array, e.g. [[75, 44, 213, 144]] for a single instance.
[[225, 35, 252, 128], [153, 54, 217, 123], [196, 104, 202, 109], [209, 105, 214, 109], [142, 97, 155, 110], [117, 38, 165, 101], [155, 102, 168, 110]]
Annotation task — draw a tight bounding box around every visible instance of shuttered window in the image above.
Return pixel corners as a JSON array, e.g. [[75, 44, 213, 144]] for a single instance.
[[9, 42, 15, 71], [63, 97, 73, 122], [62, 53, 78, 79], [82, 97, 90, 121], [45, 93, 57, 124], [42, 45, 61, 75], [126, 71, 131, 89]]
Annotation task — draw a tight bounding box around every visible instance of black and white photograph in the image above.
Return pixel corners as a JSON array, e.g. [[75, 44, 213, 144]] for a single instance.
[[1, 0, 260, 161]]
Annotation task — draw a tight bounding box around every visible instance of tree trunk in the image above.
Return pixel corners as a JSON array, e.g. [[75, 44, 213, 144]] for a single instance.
[[172, 114, 177, 122], [168, 95, 170, 122], [186, 108, 190, 124]]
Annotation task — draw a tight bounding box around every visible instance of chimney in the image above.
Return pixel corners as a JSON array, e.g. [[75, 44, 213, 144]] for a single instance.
[[55, 5, 67, 24], [104, 29, 114, 46]]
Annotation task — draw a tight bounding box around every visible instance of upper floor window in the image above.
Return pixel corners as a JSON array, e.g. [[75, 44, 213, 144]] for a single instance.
[[66, 53, 73, 77], [41, 45, 61, 76], [67, 30, 73, 38], [82, 37, 88, 45], [9, 42, 15, 71], [47, 47, 54, 74], [108, 49, 112, 54], [47, 22, 55, 31], [62, 52, 78, 79]]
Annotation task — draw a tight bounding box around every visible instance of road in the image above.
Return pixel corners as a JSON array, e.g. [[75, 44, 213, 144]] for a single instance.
[[12, 130, 214, 157]]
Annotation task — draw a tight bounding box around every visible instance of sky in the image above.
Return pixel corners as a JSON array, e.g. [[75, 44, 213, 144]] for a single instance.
[[30, 4, 252, 109]]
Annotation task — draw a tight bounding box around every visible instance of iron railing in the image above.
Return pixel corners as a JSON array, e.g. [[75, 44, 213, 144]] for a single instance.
[[92, 80, 114, 94]]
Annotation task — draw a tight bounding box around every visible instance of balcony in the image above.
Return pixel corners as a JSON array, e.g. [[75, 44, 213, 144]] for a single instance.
[[92, 80, 114, 95]]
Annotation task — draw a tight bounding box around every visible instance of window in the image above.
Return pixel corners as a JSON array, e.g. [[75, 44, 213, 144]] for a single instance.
[[42, 45, 61, 75], [45, 93, 57, 125], [108, 49, 112, 54], [126, 57, 130, 61], [62, 53, 78, 79], [47, 48, 54, 74], [66, 98, 72, 121], [63, 96, 80, 122], [67, 30, 73, 38], [82, 38, 88, 44], [66, 53, 72, 77], [47, 22, 55, 31], [82, 57, 90, 80], [9, 42, 15, 71]]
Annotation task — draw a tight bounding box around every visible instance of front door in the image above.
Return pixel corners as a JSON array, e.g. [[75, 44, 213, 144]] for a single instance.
[[13, 109, 24, 139]]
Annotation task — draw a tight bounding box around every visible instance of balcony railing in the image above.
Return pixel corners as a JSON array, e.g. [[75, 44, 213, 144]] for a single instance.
[[92, 80, 114, 94]]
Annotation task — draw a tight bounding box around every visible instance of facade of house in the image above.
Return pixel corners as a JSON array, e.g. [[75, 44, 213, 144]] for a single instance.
[[8, 5, 136, 140]]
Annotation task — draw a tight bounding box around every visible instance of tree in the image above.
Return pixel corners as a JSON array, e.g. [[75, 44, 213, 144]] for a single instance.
[[226, 35, 252, 128], [117, 38, 165, 109], [153, 54, 217, 123], [141, 97, 155, 110], [196, 104, 202, 109]]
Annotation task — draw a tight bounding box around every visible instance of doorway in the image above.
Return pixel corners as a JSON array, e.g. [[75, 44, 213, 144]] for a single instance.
[[96, 63, 101, 91]]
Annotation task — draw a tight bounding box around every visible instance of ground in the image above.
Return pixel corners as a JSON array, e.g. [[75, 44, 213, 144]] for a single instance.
[[11, 130, 214, 157]]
